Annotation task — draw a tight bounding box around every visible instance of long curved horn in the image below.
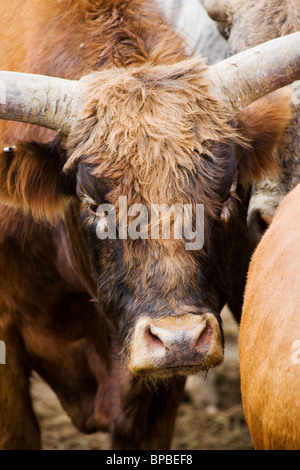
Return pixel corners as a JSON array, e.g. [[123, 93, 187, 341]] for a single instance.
[[0, 72, 82, 134], [209, 32, 300, 112], [0, 32, 299, 132]]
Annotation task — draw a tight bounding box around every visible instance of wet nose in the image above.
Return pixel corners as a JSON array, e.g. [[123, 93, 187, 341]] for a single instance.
[[129, 313, 224, 378], [146, 320, 209, 356]]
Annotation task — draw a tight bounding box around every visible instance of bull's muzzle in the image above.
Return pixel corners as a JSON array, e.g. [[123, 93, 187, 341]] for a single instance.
[[128, 313, 223, 378]]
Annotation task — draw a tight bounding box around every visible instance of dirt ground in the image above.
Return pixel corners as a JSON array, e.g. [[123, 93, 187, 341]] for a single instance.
[[30, 306, 253, 450]]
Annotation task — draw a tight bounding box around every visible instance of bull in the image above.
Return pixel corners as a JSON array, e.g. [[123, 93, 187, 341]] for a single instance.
[[0, 0, 299, 449], [203, 0, 300, 321], [239, 182, 300, 449], [204, 0, 300, 244]]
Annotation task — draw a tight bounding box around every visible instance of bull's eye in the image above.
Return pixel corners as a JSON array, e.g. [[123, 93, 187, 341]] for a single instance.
[[89, 204, 99, 216], [86, 201, 109, 233], [221, 194, 234, 222], [220, 181, 238, 221], [81, 194, 100, 217], [223, 194, 232, 206]]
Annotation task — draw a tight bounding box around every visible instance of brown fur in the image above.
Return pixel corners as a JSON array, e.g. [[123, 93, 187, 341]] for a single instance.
[[240, 182, 300, 449], [66, 59, 240, 205], [65, 56, 244, 283], [0, 142, 74, 221]]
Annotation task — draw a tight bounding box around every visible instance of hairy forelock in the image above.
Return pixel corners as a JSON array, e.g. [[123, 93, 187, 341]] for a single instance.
[[66, 58, 243, 218]]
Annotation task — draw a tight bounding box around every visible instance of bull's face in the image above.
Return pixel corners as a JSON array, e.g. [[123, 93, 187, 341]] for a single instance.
[[0, 56, 292, 380], [63, 59, 289, 379], [74, 149, 236, 378]]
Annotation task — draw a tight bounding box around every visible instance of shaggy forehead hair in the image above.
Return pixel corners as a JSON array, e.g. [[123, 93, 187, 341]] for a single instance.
[[66, 58, 240, 215]]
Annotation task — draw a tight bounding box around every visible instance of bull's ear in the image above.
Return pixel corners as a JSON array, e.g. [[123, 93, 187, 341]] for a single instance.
[[0, 139, 76, 221], [234, 88, 292, 187]]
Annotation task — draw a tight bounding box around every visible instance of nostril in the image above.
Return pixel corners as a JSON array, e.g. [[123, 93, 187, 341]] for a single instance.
[[146, 320, 209, 353], [145, 326, 168, 351], [195, 322, 212, 350]]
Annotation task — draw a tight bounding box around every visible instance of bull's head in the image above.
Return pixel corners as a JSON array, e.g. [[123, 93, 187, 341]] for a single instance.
[[204, 0, 300, 246], [0, 33, 299, 379]]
